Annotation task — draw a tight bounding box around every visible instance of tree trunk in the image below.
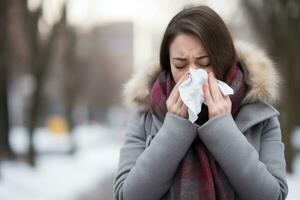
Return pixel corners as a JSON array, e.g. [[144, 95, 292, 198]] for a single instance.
[[0, 0, 13, 159]]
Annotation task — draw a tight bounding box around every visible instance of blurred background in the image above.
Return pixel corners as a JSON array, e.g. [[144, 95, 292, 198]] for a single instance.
[[0, 0, 299, 199]]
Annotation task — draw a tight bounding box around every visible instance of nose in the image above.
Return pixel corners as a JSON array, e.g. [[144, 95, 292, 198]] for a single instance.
[[189, 65, 198, 70], [188, 64, 212, 75]]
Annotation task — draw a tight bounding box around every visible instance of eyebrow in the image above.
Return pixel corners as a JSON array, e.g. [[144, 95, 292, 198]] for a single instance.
[[172, 57, 187, 61], [196, 55, 208, 59], [172, 55, 208, 60]]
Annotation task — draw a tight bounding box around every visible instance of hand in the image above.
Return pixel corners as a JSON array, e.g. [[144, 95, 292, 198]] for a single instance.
[[203, 72, 232, 119], [166, 71, 189, 119]]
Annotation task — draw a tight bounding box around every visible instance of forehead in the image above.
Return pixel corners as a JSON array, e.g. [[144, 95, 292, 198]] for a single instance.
[[170, 34, 206, 56]]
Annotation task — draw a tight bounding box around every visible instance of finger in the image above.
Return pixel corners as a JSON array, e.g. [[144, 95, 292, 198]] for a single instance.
[[179, 103, 188, 117], [203, 83, 214, 108], [169, 72, 188, 96], [167, 90, 176, 105], [175, 94, 184, 107], [170, 87, 180, 103], [221, 90, 232, 105], [170, 72, 189, 101], [224, 95, 232, 105], [223, 94, 230, 100], [168, 85, 179, 104], [175, 71, 190, 88], [180, 102, 187, 111], [208, 72, 222, 102]]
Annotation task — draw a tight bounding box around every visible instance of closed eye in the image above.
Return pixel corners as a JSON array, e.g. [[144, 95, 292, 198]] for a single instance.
[[196, 56, 210, 67], [173, 58, 187, 69]]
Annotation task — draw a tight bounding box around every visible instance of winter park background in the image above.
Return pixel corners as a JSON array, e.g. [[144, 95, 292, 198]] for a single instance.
[[1, 0, 300, 199]]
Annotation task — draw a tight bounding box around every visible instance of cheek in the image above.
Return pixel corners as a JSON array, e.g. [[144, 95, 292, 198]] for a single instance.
[[171, 67, 187, 83]]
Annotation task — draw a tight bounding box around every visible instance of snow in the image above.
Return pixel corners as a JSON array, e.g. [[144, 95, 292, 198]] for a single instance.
[[1, 125, 300, 200], [0, 125, 121, 200], [9, 124, 120, 154], [286, 155, 300, 200]]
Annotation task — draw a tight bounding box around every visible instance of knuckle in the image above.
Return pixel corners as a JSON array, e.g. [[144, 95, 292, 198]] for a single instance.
[[210, 108, 217, 115]]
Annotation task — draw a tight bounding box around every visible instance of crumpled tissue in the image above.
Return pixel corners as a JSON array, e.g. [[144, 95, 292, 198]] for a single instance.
[[178, 68, 234, 122]]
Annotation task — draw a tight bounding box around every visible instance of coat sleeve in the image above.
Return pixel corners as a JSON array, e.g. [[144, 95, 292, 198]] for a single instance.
[[196, 113, 288, 200], [113, 111, 198, 200]]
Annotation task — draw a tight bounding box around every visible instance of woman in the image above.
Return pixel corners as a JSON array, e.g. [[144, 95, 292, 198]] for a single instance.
[[113, 5, 288, 200]]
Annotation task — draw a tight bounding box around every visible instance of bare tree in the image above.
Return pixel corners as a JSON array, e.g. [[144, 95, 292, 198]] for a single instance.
[[61, 6, 84, 153], [0, 0, 14, 159], [243, 0, 300, 173], [18, 0, 68, 165], [63, 24, 79, 132]]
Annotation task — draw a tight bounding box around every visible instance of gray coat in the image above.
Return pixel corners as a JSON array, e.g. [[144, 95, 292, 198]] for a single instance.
[[113, 41, 288, 200]]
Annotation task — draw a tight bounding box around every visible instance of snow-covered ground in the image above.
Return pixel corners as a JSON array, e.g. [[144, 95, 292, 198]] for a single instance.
[[0, 125, 300, 200], [286, 155, 300, 200], [0, 125, 122, 200]]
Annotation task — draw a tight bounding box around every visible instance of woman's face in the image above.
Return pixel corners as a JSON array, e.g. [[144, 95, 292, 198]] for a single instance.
[[169, 33, 214, 83]]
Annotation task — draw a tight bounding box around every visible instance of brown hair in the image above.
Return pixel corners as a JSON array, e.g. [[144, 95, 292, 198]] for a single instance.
[[159, 5, 236, 81]]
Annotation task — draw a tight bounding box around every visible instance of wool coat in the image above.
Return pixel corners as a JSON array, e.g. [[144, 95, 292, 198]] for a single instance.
[[113, 41, 288, 200]]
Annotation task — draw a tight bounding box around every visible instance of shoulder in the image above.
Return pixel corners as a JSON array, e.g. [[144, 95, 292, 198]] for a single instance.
[[235, 101, 280, 132], [125, 109, 153, 138]]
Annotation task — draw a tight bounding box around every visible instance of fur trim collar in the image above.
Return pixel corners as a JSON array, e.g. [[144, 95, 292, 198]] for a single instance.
[[122, 40, 281, 111]]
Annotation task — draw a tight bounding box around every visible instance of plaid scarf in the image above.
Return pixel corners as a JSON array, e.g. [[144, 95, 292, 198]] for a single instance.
[[150, 62, 247, 200]]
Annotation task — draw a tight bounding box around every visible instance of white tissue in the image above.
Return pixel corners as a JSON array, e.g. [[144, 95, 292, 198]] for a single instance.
[[178, 68, 234, 122]]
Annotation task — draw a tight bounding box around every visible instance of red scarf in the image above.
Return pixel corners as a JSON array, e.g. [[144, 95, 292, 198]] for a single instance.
[[150, 62, 247, 200]]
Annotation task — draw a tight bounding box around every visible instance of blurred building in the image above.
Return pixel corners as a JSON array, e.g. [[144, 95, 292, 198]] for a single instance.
[[45, 21, 134, 125]]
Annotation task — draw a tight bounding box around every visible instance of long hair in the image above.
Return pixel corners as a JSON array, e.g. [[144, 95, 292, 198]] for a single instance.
[[159, 5, 236, 81]]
